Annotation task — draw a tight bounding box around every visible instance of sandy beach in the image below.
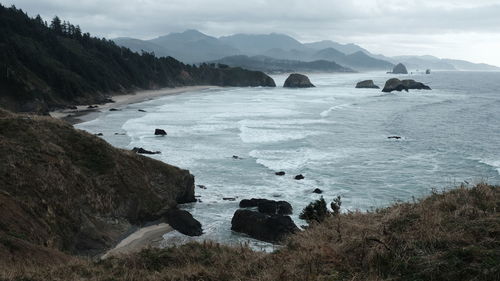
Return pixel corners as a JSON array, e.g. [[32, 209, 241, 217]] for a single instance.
[[50, 85, 217, 124], [101, 223, 173, 259]]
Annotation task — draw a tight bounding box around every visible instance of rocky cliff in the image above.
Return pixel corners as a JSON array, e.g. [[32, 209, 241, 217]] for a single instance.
[[0, 109, 195, 256]]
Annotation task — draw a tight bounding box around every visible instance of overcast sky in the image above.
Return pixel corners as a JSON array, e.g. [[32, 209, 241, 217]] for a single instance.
[[4, 0, 500, 66]]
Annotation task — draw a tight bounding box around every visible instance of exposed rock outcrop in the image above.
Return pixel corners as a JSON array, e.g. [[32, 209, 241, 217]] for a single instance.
[[355, 80, 380, 89], [165, 209, 203, 236], [294, 174, 305, 180], [0, 110, 195, 256], [382, 78, 431, 93], [313, 188, 323, 194], [239, 198, 293, 215], [155, 129, 167, 136], [231, 209, 298, 243], [132, 147, 161, 155], [283, 74, 315, 88], [391, 63, 408, 74]]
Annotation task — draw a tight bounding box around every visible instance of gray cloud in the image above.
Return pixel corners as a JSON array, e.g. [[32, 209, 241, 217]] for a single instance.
[[3, 0, 500, 65]]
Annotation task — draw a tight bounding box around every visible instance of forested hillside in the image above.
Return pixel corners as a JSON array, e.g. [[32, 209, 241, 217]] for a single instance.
[[0, 5, 275, 113]]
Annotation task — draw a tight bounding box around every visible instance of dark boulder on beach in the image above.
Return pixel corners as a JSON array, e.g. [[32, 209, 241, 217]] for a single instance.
[[283, 73, 315, 88], [355, 80, 380, 89], [294, 174, 305, 180], [165, 209, 203, 236], [382, 78, 431, 93], [155, 129, 167, 136], [231, 209, 298, 243], [391, 63, 408, 74], [132, 147, 161, 155]]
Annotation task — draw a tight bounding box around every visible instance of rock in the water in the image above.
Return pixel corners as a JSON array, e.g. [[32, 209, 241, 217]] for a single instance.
[[132, 147, 161, 155], [391, 63, 408, 74], [388, 136, 402, 139], [355, 80, 380, 89], [275, 171, 286, 176], [223, 197, 236, 201], [426, 69, 431, 74], [154, 129, 167, 136], [87, 105, 98, 109], [239, 198, 292, 215], [138, 109, 147, 112], [401, 79, 431, 90], [95, 133, 103, 136], [165, 209, 203, 236], [382, 78, 431, 93], [313, 188, 323, 194], [276, 201, 293, 215], [231, 209, 298, 242], [232, 155, 240, 159], [283, 73, 315, 88], [109, 108, 121, 111], [294, 174, 305, 180]]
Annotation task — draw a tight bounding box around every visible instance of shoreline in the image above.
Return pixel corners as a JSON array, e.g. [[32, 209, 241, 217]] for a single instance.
[[101, 223, 173, 259], [50, 85, 218, 124]]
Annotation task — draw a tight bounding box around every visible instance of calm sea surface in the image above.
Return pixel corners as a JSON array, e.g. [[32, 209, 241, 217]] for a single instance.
[[77, 71, 500, 248]]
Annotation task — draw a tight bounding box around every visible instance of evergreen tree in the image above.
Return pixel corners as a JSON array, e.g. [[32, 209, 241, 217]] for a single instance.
[[50, 16, 62, 34]]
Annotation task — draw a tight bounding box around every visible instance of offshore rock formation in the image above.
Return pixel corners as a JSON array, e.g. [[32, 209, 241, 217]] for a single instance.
[[382, 78, 431, 93], [355, 80, 380, 89], [391, 63, 409, 74], [231, 210, 298, 243], [0, 109, 195, 256], [283, 74, 315, 88]]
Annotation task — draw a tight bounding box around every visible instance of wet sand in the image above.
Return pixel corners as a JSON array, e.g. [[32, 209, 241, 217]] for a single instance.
[[101, 223, 173, 259], [50, 86, 217, 124]]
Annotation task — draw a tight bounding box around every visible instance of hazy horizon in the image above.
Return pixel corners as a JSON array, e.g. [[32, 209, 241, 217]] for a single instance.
[[4, 0, 500, 67]]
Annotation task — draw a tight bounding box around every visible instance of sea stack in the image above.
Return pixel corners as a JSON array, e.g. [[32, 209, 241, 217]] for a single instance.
[[382, 78, 431, 92], [283, 73, 315, 88], [355, 80, 380, 89], [391, 63, 408, 74]]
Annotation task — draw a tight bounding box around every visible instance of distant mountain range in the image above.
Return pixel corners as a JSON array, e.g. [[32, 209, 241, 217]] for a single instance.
[[114, 30, 500, 72], [209, 55, 354, 74]]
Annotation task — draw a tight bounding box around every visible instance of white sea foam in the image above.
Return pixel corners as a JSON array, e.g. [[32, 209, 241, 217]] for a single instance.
[[76, 72, 500, 250], [320, 103, 354, 117], [479, 159, 500, 175], [239, 125, 322, 144]]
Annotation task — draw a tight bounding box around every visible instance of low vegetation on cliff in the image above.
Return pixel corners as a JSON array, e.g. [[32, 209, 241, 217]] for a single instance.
[[1, 176, 497, 280], [0, 109, 195, 257]]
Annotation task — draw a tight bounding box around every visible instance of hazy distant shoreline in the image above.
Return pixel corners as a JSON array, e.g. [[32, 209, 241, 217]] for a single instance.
[[50, 85, 219, 124]]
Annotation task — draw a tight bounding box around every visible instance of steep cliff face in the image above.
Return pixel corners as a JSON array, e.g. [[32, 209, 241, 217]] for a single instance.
[[0, 109, 195, 256]]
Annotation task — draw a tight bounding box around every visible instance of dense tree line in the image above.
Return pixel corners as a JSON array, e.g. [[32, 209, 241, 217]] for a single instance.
[[0, 4, 274, 113]]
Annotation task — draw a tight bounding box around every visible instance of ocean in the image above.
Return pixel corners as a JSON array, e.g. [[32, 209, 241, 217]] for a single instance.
[[76, 71, 500, 249]]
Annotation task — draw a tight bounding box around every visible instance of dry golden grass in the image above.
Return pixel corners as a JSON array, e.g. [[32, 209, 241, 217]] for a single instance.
[[1, 183, 498, 281]]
